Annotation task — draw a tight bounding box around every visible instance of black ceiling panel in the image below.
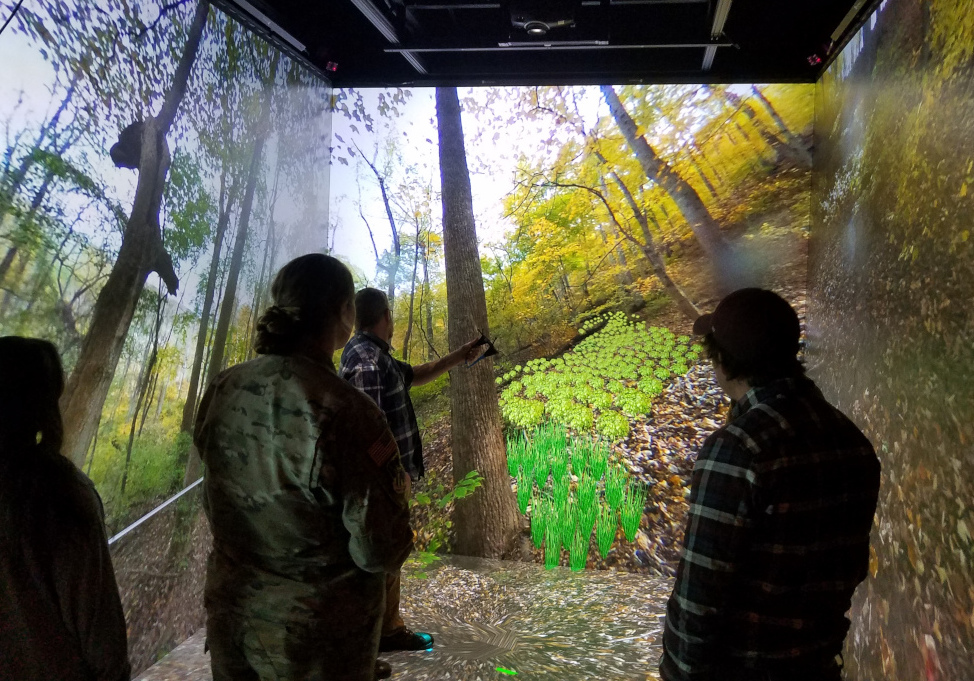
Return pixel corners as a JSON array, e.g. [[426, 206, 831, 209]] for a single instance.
[[214, 0, 877, 86]]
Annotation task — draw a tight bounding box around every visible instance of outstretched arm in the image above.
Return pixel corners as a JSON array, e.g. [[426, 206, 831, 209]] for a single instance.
[[411, 337, 482, 387]]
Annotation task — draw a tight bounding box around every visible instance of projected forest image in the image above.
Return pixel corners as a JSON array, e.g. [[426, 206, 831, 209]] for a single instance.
[[0, 0, 334, 529], [328, 82, 813, 576], [0, 0, 814, 555], [1, 0, 817, 672]]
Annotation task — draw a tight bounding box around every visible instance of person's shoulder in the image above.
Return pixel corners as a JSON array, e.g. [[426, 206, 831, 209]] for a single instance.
[[27, 452, 104, 529], [341, 335, 384, 369]]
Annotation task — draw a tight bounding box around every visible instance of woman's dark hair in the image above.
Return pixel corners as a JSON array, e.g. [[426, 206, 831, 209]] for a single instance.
[[255, 254, 355, 356], [702, 332, 805, 387], [0, 337, 65, 456]]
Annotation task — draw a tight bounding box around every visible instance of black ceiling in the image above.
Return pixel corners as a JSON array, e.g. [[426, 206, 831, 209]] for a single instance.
[[216, 0, 875, 87]]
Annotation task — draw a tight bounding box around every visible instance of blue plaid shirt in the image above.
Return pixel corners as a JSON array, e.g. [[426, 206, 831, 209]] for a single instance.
[[339, 333, 424, 480], [660, 377, 880, 680]]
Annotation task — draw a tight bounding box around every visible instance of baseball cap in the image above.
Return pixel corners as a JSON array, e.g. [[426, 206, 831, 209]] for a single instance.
[[692, 288, 800, 366]]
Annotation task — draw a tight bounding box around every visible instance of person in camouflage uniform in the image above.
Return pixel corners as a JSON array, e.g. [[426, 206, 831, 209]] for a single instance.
[[195, 254, 413, 681]]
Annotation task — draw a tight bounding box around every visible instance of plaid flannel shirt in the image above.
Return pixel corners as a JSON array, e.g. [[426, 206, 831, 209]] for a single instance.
[[339, 332, 424, 480], [660, 377, 880, 681]]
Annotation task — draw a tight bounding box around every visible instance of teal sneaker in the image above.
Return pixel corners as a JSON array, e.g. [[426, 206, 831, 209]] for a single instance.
[[379, 628, 434, 652]]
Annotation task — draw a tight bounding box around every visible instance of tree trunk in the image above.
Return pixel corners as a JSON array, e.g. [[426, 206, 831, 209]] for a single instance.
[[121, 294, 165, 497], [360, 152, 401, 310], [601, 86, 730, 264], [750, 86, 812, 168], [435, 87, 520, 559], [179, 169, 236, 443], [421, 237, 438, 360], [401, 220, 421, 363], [609, 172, 701, 320], [60, 0, 210, 466], [204, 53, 279, 389]]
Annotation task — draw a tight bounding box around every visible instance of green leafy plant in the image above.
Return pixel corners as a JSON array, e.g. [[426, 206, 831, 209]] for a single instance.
[[544, 525, 561, 568], [605, 464, 627, 509], [620, 482, 647, 542], [530, 495, 548, 548], [596, 504, 616, 559], [569, 527, 590, 572], [516, 474, 532, 514], [596, 410, 630, 440]]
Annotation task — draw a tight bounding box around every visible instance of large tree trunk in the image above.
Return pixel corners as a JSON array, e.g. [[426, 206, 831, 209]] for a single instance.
[[601, 86, 730, 263], [435, 87, 520, 559], [60, 1, 209, 466], [203, 53, 279, 389]]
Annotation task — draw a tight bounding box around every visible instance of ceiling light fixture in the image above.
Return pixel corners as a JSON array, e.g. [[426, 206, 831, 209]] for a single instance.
[[229, 0, 306, 52], [702, 0, 732, 71], [348, 0, 428, 74]]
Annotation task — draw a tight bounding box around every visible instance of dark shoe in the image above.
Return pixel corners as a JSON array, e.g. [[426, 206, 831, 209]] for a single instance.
[[374, 659, 392, 679], [379, 628, 434, 652]]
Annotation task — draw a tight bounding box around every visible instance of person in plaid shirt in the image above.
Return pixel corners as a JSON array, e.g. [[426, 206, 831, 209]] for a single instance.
[[340, 287, 481, 654], [660, 288, 880, 681]]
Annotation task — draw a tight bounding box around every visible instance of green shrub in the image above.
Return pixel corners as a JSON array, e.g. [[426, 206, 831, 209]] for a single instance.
[[516, 474, 532, 514], [544, 525, 561, 568], [605, 464, 627, 509], [530, 495, 548, 548], [596, 410, 630, 440], [620, 482, 647, 542], [616, 389, 653, 416], [569, 527, 590, 572], [596, 504, 616, 559]]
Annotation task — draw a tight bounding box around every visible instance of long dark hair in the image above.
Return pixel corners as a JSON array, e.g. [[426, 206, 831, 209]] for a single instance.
[[0, 336, 65, 458], [254, 254, 355, 356]]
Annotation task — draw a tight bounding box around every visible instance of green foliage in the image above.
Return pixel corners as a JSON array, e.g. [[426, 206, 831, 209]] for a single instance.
[[569, 527, 590, 572], [530, 494, 548, 548], [544, 525, 561, 568], [620, 483, 647, 542], [500, 313, 695, 441], [597, 410, 630, 440], [505, 423, 649, 570], [616, 389, 653, 417], [409, 469, 483, 555], [596, 505, 617, 559], [516, 474, 531, 514], [604, 464, 628, 509]]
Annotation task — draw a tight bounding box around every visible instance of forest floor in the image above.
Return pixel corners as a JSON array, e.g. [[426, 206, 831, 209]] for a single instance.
[[411, 216, 810, 576]]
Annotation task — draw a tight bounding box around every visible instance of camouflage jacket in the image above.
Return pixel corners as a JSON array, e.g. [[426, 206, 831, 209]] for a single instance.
[[195, 353, 413, 622]]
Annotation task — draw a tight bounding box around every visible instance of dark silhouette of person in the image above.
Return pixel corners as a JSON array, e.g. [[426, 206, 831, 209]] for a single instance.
[[195, 255, 412, 681], [660, 289, 881, 681], [0, 336, 130, 681]]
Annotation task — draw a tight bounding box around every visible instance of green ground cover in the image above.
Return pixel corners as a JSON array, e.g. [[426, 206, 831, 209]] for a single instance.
[[507, 422, 648, 570], [499, 313, 701, 569], [498, 311, 701, 440]]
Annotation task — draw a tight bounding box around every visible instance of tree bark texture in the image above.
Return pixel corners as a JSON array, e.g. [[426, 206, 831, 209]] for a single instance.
[[60, 0, 210, 466], [435, 86, 520, 559]]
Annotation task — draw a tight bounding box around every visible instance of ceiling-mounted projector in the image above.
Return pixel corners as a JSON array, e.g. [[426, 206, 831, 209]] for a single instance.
[[510, 0, 581, 36]]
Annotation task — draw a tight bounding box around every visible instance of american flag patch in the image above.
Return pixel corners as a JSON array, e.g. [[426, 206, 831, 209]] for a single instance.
[[368, 433, 397, 467]]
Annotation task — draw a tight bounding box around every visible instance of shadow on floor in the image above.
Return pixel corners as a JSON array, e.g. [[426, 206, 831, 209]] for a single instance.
[[137, 555, 670, 680]]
